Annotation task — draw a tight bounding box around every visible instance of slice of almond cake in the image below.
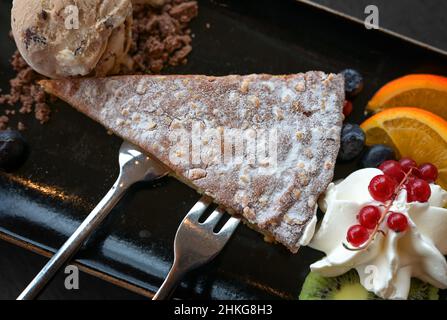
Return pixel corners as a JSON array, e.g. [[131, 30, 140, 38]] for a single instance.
[[41, 72, 344, 252]]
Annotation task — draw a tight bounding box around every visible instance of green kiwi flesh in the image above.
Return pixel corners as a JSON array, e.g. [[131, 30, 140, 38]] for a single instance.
[[299, 270, 439, 300]]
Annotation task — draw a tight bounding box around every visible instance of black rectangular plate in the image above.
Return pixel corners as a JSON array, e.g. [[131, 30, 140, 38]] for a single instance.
[[1, 0, 446, 300]]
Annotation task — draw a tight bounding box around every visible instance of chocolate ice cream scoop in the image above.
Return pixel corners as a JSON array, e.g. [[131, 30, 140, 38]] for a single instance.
[[11, 0, 133, 79]]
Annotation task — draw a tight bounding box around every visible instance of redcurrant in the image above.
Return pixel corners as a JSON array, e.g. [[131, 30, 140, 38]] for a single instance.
[[343, 100, 353, 118], [378, 160, 405, 182], [387, 212, 408, 232], [368, 175, 397, 202], [358, 206, 381, 229], [399, 157, 417, 173], [406, 178, 431, 203], [419, 163, 438, 183], [347, 225, 369, 247]]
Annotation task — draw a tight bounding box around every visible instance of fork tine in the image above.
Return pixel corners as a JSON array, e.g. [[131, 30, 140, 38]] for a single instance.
[[202, 207, 224, 228], [155, 203, 240, 300], [217, 216, 241, 237], [185, 196, 212, 221]]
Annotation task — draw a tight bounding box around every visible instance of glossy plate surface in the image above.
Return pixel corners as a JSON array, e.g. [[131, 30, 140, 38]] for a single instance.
[[0, 0, 446, 299]]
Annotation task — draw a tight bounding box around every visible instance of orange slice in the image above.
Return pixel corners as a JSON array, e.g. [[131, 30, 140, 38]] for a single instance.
[[361, 107, 447, 190], [367, 74, 447, 120]]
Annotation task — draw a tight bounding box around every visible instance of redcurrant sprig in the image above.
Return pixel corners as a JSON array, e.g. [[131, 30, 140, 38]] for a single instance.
[[343, 158, 437, 251]]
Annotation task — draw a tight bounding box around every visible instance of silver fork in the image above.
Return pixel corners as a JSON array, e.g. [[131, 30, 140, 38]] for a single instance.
[[17, 141, 169, 300], [153, 197, 240, 300]]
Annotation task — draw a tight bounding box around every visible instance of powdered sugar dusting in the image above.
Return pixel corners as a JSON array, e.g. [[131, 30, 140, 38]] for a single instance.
[[41, 72, 344, 253]]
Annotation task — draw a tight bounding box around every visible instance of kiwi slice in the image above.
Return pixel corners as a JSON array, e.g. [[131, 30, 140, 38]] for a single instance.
[[408, 278, 439, 300], [299, 270, 377, 300], [299, 270, 439, 300]]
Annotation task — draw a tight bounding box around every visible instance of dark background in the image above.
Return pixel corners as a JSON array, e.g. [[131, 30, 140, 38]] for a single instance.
[[313, 0, 447, 52], [1, 0, 446, 300]]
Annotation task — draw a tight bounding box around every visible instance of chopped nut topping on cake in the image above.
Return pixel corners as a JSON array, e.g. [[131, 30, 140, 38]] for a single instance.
[[187, 168, 207, 180], [40, 72, 345, 253]]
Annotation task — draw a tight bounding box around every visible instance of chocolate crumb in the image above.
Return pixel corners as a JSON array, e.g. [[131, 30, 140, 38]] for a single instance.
[[17, 122, 26, 131], [0, 115, 9, 130], [35, 103, 51, 124], [74, 40, 87, 56], [127, 0, 198, 74], [39, 10, 48, 21], [169, 1, 199, 23], [0, 51, 51, 129], [23, 27, 47, 49]]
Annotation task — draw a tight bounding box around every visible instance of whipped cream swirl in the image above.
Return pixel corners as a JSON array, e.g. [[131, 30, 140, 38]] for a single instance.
[[310, 168, 447, 299]]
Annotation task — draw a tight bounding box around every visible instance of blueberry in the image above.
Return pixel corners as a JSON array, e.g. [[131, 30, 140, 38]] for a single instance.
[[0, 130, 29, 172], [341, 69, 364, 98], [361, 144, 396, 168], [338, 123, 365, 161]]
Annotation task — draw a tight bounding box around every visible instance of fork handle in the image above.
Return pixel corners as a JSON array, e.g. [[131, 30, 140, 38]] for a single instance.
[[152, 262, 185, 300], [17, 174, 129, 300]]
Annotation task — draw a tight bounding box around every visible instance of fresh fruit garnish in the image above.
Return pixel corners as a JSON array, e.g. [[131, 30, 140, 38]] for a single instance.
[[345, 163, 433, 251], [299, 270, 439, 300], [299, 270, 376, 300], [411, 167, 423, 179], [346, 225, 369, 247], [358, 206, 381, 229], [366, 74, 447, 120], [379, 160, 405, 183], [341, 69, 364, 98], [0, 130, 29, 172], [361, 107, 447, 190], [338, 123, 365, 161], [419, 163, 438, 183], [399, 157, 418, 173], [387, 212, 409, 232], [406, 178, 431, 203], [368, 174, 397, 202], [343, 100, 353, 118], [361, 144, 395, 168]]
